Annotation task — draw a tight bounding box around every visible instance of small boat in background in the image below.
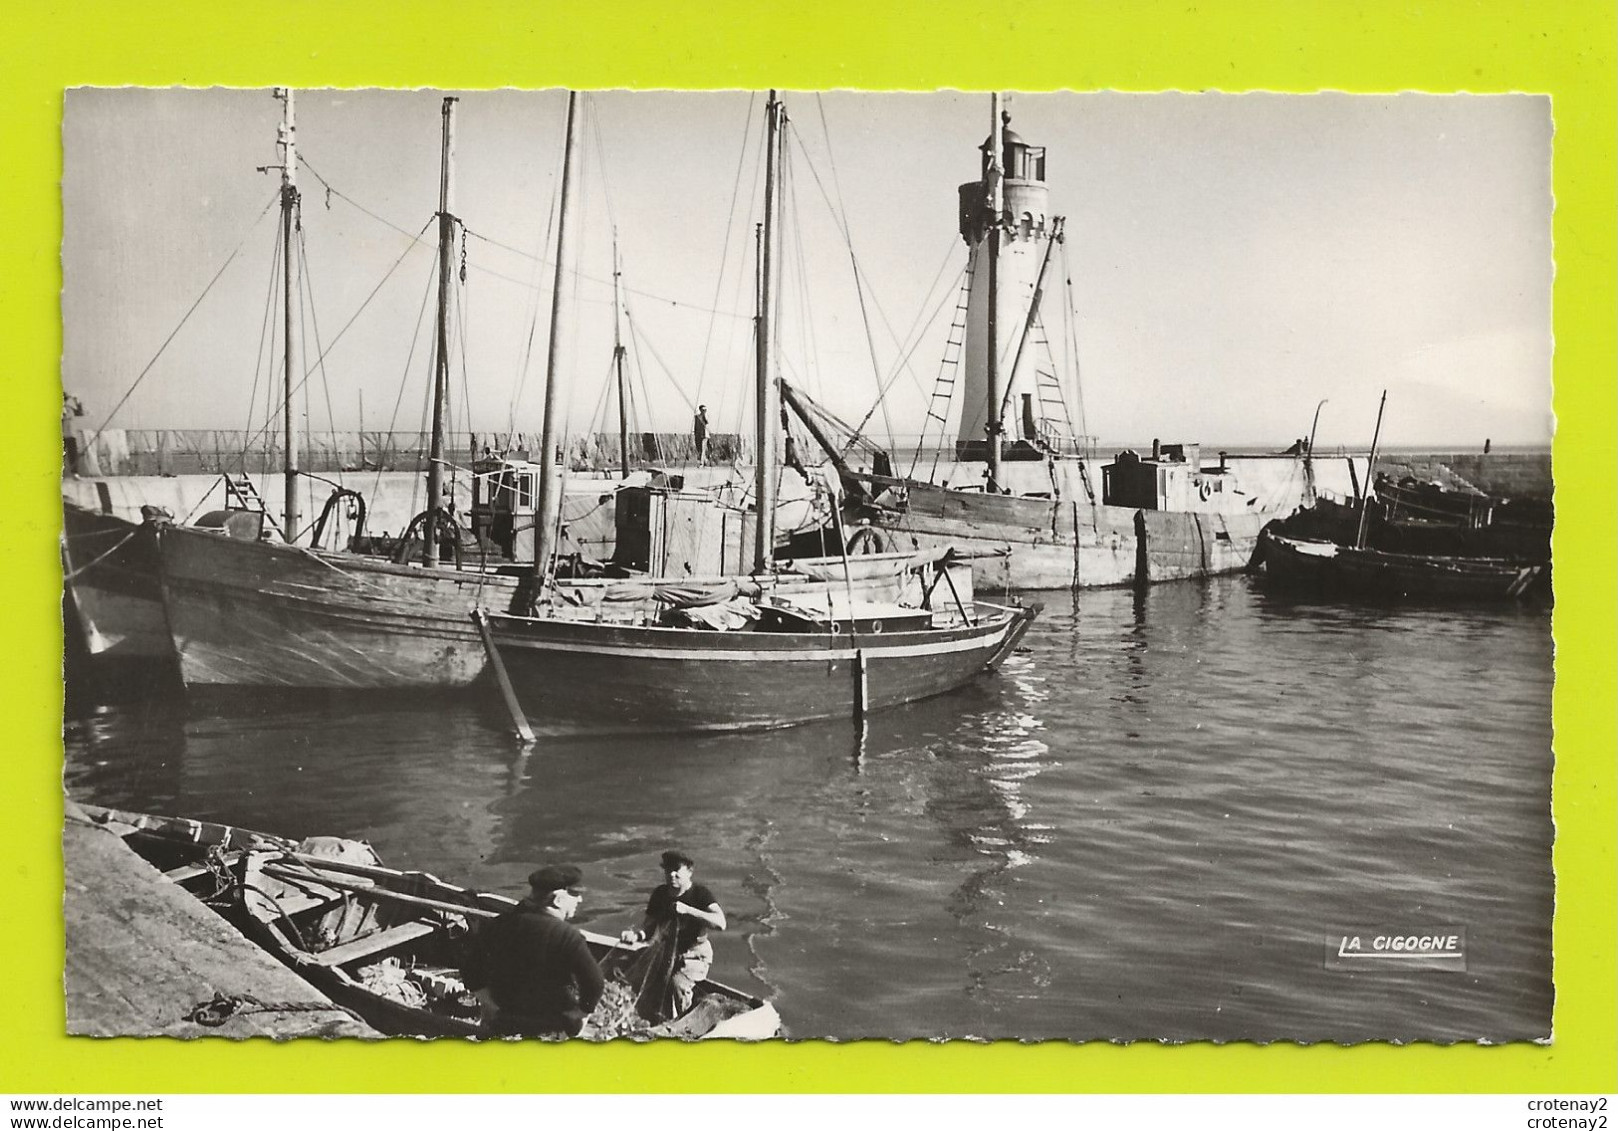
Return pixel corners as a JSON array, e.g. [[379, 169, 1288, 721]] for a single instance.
[[1256, 392, 1549, 604], [1256, 529, 1546, 602], [77, 803, 781, 1040]]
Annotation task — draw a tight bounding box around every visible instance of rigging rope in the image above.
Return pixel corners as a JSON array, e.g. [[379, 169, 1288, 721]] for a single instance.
[[184, 992, 363, 1029], [237, 215, 285, 521], [297, 224, 346, 519], [370, 248, 441, 527], [217, 216, 437, 510], [694, 95, 760, 416], [1059, 239, 1091, 456], [810, 96, 895, 452], [85, 191, 281, 452], [60, 529, 139, 582]]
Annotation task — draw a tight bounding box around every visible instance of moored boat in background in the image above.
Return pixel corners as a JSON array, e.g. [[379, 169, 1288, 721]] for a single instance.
[[1255, 528, 1546, 602]]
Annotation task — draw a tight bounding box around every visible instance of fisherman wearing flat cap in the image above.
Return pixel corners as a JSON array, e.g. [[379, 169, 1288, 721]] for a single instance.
[[620, 850, 726, 1016], [465, 864, 604, 1037]]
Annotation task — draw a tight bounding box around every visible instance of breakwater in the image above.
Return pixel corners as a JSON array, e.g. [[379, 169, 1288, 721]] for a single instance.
[[66, 428, 1552, 502], [67, 429, 748, 478]]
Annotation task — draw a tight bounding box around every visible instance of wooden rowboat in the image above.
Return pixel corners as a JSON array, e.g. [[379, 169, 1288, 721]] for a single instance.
[[78, 803, 781, 1040]]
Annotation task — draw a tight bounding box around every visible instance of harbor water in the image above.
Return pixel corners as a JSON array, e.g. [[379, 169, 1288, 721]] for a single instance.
[[63, 576, 1554, 1042]]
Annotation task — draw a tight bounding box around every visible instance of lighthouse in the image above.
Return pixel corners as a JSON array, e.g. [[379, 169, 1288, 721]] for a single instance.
[[954, 99, 1055, 481]]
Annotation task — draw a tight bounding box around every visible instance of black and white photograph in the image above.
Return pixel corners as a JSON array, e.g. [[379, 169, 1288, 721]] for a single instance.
[[61, 88, 1553, 1043]]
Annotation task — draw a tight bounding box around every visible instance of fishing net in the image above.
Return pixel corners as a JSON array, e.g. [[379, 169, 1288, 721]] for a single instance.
[[357, 957, 427, 1008], [578, 977, 653, 1040], [625, 922, 681, 1023]]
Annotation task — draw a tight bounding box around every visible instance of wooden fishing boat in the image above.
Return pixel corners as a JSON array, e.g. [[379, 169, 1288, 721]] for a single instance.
[[484, 92, 1037, 732], [62, 502, 169, 660], [487, 593, 1035, 732], [78, 803, 781, 1040], [1256, 529, 1546, 602], [156, 514, 974, 690]]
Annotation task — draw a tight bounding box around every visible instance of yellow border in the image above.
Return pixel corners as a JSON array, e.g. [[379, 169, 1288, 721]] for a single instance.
[[5, 0, 1613, 1095]]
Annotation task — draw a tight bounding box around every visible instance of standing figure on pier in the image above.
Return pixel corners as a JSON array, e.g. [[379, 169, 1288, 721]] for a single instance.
[[692, 405, 710, 466], [466, 864, 604, 1037], [621, 849, 726, 1019]]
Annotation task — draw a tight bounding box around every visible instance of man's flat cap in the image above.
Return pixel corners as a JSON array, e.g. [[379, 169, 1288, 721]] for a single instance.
[[528, 864, 584, 893]]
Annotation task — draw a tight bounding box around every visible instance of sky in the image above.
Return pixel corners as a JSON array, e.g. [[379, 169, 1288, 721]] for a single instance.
[[61, 89, 1554, 451]]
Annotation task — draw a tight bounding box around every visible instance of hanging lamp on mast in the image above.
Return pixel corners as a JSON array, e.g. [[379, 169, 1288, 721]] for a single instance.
[[275, 88, 301, 543], [532, 91, 582, 585], [752, 91, 784, 575], [424, 96, 458, 566]]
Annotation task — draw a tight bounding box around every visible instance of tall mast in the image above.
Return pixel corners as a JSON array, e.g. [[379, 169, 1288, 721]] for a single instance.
[[533, 91, 582, 582], [985, 92, 1005, 491], [612, 232, 630, 478], [424, 96, 457, 565], [1355, 390, 1388, 550], [276, 88, 301, 543], [753, 92, 783, 574]]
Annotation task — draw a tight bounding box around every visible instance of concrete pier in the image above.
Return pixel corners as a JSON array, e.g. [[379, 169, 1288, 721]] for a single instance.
[[63, 803, 376, 1039]]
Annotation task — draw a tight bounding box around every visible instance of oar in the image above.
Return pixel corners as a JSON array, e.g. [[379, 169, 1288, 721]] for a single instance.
[[472, 607, 535, 743], [258, 861, 501, 920]]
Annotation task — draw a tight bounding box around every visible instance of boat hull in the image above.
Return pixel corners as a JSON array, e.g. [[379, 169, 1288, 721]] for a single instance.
[[156, 523, 512, 689], [156, 520, 967, 691], [858, 479, 1284, 591], [486, 602, 1035, 732], [1257, 530, 1546, 601], [62, 504, 171, 659]]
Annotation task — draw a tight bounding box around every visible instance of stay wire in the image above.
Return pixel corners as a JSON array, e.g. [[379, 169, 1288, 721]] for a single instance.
[[240, 213, 284, 489], [372, 249, 441, 521], [216, 216, 435, 497], [1060, 238, 1090, 453], [811, 95, 895, 452], [85, 191, 281, 453], [786, 128, 946, 451], [694, 95, 761, 409], [297, 222, 343, 497], [850, 236, 964, 461]]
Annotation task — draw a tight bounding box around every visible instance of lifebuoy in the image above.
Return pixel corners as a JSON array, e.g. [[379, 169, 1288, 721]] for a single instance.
[[870, 619, 884, 634], [846, 526, 888, 555], [1197, 480, 1212, 502]]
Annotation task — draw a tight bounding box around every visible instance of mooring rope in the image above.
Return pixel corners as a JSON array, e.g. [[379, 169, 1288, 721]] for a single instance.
[[184, 992, 362, 1029], [60, 529, 140, 582]]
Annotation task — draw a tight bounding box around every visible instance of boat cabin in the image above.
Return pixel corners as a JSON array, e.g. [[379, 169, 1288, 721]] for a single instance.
[[1103, 441, 1236, 513], [469, 454, 542, 563]]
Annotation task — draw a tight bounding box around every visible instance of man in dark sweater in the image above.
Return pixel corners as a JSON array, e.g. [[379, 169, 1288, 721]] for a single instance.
[[467, 864, 605, 1037], [620, 850, 726, 1016]]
